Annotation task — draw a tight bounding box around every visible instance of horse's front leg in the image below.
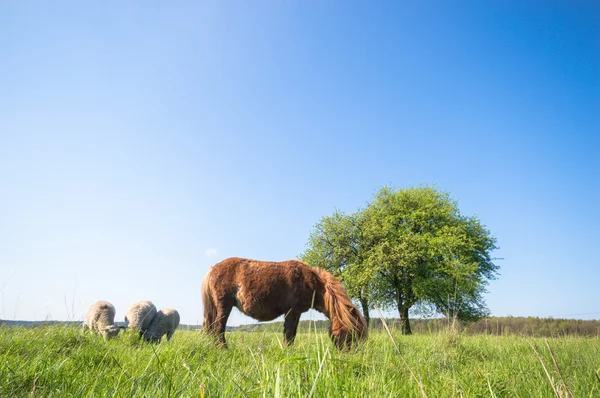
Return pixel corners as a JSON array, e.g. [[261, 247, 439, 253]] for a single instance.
[[283, 310, 302, 346]]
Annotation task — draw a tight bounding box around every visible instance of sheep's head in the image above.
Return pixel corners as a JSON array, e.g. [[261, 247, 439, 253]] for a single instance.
[[103, 325, 120, 340], [143, 333, 161, 344]]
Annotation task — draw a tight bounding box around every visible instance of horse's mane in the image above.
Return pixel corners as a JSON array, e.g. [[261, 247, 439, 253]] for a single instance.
[[312, 267, 367, 335]]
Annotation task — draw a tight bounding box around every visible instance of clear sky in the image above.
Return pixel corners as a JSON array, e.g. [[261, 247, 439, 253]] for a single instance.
[[1, 1, 598, 326]]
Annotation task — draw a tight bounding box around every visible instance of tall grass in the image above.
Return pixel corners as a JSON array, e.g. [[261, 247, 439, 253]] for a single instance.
[[0, 325, 598, 397]]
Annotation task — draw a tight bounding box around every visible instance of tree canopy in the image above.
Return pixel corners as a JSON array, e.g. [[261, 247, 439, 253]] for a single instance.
[[301, 186, 499, 334]]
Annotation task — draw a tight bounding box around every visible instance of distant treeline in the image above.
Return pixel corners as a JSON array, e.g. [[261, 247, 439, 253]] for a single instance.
[[0, 320, 84, 327], [236, 316, 600, 337], [0, 320, 228, 331], [3, 317, 599, 337]]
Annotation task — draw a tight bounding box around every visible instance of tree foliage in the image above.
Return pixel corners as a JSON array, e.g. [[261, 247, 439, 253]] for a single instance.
[[302, 186, 499, 334]]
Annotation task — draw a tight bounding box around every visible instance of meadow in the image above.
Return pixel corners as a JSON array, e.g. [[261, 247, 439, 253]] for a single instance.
[[1, 324, 599, 397]]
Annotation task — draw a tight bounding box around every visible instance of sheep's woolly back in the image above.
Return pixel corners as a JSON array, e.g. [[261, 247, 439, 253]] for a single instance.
[[84, 301, 120, 339], [124, 300, 157, 332], [145, 308, 180, 342]]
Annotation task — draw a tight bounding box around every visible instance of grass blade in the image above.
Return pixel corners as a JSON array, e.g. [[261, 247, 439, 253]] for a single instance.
[[529, 341, 560, 398], [374, 304, 428, 398], [545, 339, 574, 398], [307, 346, 329, 398]]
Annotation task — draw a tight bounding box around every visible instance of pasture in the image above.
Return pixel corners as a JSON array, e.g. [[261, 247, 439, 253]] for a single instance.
[[1, 325, 599, 397]]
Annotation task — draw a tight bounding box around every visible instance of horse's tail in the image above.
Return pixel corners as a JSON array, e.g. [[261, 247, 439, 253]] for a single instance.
[[201, 268, 217, 333], [314, 267, 368, 345]]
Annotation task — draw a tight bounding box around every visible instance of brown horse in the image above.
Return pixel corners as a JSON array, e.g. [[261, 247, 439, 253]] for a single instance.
[[202, 257, 367, 349]]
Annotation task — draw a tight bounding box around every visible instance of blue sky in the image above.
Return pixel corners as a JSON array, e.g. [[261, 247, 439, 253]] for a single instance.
[[1, 1, 598, 326]]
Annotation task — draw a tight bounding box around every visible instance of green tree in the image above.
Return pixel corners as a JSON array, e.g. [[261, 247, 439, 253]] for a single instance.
[[361, 186, 498, 334], [303, 186, 499, 335]]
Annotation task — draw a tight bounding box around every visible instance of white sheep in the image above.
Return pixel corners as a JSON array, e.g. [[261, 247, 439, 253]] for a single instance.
[[83, 301, 120, 340], [144, 308, 180, 343], [124, 300, 157, 336]]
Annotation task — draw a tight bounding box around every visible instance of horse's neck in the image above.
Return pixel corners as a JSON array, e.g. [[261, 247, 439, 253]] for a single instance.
[[311, 290, 328, 318]]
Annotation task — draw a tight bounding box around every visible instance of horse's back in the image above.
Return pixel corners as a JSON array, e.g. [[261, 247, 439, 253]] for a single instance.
[[208, 257, 321, 321]]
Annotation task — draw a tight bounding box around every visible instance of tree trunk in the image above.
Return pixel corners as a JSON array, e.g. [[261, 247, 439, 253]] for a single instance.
[[359, 298, 370, 327], [395, 275, 412, 335], [399, 305, 412, 335]]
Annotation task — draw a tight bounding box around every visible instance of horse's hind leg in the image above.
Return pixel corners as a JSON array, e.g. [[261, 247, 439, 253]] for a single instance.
[[283, 310, 302, 346], [215, 301, 233, 347]]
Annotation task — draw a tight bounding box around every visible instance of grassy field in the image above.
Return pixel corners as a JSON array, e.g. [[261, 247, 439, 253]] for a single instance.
[[1, 325, 599, 397]]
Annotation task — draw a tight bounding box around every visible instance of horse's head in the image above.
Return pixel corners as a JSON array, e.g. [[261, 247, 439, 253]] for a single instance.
[[314, 267, 369, 349], [329, 308, 368, 349]]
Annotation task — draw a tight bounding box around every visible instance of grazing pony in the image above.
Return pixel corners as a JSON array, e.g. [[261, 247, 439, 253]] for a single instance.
[[202, 257, 367, 349]]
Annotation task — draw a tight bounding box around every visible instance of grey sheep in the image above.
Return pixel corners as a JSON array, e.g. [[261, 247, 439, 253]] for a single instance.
[[144, 308, 180, 343], [83, 301, 120, 340], [124, 300, 157, 336]]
